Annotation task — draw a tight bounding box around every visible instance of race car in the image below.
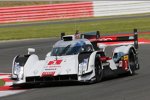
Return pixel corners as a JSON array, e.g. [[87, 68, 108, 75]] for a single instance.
[[11, 29, 139, 86]]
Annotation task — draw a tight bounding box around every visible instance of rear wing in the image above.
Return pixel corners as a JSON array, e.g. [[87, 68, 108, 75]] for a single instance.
[[80, 29, 138, 50]]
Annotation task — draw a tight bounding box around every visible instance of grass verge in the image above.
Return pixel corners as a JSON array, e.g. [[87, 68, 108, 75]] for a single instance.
[[0, 1, 76, 7], [0, 79, 5, 86], [0, 16, 150, 40]]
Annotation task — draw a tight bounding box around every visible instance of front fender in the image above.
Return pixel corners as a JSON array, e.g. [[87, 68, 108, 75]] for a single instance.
[[12, 55, 29, 79], [88, 51, 97, 72], [78, 51, 97, 81], [24, 54, 45, 77], [113, 45, 137, 63]]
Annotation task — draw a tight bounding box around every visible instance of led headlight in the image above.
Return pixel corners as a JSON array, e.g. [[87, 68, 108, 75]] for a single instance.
[[13, 62, 24, 80], [14, 62, 20, 74], [78, 64, 83, 75], [78, 59, 88, 75]]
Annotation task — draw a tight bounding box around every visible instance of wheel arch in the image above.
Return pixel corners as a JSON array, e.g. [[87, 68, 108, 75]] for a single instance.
[[12, 55, 30, 75]]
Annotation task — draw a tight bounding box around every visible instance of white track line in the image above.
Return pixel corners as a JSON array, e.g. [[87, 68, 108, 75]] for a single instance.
[[0, 90, 26, 97]]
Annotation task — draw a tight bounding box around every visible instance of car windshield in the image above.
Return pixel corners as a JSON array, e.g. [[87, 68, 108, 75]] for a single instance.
[[51, 45, 82, 56]]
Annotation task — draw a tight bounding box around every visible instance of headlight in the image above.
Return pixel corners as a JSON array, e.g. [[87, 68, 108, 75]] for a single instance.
[[78, 59, 88, 75], [14, 62, 20, 74], [13, 62, 24, 80]]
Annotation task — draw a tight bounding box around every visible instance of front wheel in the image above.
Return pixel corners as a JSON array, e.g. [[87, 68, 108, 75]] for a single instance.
[[95, 57, 103, 82]]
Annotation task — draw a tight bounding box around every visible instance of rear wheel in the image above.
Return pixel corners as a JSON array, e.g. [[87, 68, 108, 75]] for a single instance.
[[128, 49, 136, 75]]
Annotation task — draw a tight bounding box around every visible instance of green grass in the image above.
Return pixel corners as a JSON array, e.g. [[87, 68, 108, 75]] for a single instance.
[[0, 1, 76, 7], [0, 16, 150, 40], [0, 1, 49, 7], [0, 79, 5, 86]]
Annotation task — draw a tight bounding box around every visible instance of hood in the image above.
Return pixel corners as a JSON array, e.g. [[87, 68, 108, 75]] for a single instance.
[[41, 55, 79, 76]]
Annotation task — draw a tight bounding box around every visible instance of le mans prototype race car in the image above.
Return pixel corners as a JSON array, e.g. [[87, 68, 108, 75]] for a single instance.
[[11, 29, 139, 86]]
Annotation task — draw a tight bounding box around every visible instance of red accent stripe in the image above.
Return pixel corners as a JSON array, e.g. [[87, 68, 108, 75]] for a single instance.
[[100, 56, 112, 62], [139, 38, 150, 43], [122, 60, 128, 71], [97, 38, 150, 46]]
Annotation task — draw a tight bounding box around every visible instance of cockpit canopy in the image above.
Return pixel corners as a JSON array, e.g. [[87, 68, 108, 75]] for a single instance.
[[51, 39, 93, 56]]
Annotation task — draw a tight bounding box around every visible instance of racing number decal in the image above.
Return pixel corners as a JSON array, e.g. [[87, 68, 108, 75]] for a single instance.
[[48, 60, 62, 65]]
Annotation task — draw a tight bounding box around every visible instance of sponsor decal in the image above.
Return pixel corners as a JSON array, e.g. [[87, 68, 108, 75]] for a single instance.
[[123, 60, 128, 70], [123, 55, 128, 60], [90, 37, 118, 42], [120, 56, 129, 71], [42, 72, 55, 76], [99, 37, 113, 41]]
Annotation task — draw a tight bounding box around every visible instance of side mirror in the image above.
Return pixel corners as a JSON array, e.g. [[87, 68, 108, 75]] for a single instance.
[[61, 32, 65, 40], [28, 48, 35, 54]]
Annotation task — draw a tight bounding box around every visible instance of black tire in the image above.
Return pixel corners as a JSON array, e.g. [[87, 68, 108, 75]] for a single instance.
[[95, 57, 103, 82], [128, 49, 136, 75], [12, 83, 38, 89]]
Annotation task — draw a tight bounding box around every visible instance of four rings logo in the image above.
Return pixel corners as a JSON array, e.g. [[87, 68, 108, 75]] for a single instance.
[[48, 60, 63, 65]]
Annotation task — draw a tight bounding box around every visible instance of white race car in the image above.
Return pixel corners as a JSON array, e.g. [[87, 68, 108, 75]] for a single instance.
[[11, 29, 139, 86]]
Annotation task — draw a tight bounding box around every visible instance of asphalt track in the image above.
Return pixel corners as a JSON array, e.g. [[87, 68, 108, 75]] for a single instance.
[[0, 38, 150, 100]]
